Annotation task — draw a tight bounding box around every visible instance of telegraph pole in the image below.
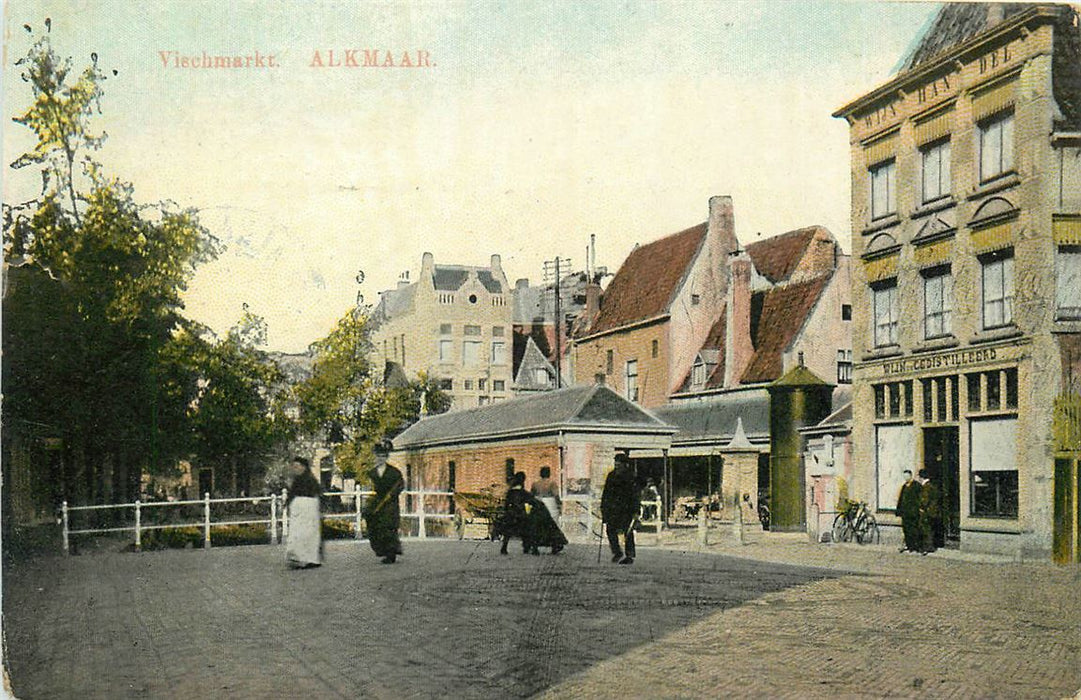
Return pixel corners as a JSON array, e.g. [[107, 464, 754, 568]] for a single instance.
[[543, 256, 571, 389]]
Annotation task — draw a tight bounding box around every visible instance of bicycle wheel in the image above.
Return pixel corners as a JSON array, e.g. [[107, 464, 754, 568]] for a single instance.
[[831, 513, 851, 543], [855, 513, 880, 544]]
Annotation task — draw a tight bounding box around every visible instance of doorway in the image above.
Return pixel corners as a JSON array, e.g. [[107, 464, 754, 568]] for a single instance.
[[923, 427, 960, 547]]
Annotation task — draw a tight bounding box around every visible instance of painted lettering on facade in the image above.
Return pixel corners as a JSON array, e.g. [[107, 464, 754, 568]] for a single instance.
[[882, 347, 998, 376]]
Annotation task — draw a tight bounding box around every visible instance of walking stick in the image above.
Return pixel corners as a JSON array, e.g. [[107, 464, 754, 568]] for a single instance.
[[597, 518, 605, 563]]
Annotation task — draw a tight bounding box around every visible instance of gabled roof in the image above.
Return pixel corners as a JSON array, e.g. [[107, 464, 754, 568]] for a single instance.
[[653, 389, 771, 446], [744, 226, 821, 284], [901, 3, 1032, 73], [432, 265, 503, 293], [514, 336, 557, 390], [740, 275, 833, 384], [588, 222, 707, 335], [393, 383, 675, 449]]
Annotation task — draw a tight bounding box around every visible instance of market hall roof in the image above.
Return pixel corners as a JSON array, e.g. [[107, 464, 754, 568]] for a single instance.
[[393, 383, 676, 449], [587, 222, 707, 334], [652, 389, 770, 447]]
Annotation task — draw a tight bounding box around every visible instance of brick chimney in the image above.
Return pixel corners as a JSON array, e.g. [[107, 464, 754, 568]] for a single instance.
[[724, 251, 754, 387], [582, 282, 602, 326]]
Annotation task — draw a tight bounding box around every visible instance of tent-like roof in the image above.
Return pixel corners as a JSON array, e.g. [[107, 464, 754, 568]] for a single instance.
[[394, 383, 675, 449]]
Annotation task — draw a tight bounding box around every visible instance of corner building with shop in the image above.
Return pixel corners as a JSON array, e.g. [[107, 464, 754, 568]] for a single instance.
[[834, 3, 1081, 561]]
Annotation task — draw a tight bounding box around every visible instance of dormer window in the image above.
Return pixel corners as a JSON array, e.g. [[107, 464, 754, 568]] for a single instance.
[[691, 358, 706, 388]]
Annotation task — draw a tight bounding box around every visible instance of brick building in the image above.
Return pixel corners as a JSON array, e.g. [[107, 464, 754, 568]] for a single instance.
[[371, 253, 514, 410], [834, 3, 1081, 560]]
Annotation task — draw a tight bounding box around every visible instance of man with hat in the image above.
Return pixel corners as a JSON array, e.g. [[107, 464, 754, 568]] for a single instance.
[[601, 451, 638, 564], [364, 438, 405, 564]]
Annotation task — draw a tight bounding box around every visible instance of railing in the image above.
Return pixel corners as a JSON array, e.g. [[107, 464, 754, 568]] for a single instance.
[[60, 487, 455, 555]]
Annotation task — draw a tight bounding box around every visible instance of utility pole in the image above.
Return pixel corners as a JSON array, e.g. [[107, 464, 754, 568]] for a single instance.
[[543, 256, 571, 389]]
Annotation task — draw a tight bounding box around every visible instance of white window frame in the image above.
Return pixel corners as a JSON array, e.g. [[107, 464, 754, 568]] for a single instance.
[[921, 138, 951, 202], [691, 359, 706, 388], [979, 111, 1014, 182], [1056, 245, 1081, 320], [872, 281, 899, 347], [625, 359, 639, 402], [533, 368, 549, 386], [923, 268, 953, 339], [462, 340, 482, 366], [981, 254, 1014, 329], [491, 341, 507, 365], [870, 160, 896, 220], [438, 339, 453, 362]]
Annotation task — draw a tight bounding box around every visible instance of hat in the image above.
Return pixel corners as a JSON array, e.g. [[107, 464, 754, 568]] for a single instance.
[[373, 438, 393, 455], [293, 456, 310, 469], [614, 451, 631, 466]]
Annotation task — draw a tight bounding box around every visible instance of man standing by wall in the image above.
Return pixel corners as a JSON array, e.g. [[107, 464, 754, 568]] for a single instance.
[[601, 452, 638, 565], [896, 469, 921, 554]]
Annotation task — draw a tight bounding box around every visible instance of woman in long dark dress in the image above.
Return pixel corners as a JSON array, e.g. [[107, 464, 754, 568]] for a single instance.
[[499, 471, 534, 555], [529, 470, 566, 554]]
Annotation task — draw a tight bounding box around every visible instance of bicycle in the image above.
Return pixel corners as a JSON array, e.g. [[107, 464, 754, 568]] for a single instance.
[[830, 500, 880, 544]]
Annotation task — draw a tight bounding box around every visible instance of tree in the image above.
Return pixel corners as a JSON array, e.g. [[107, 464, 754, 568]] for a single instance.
[[294, 310, 449, 480], [3, 26, 219, 507]]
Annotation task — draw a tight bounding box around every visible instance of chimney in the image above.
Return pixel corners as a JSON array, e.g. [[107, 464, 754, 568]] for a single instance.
[[490, 253, 502, 274], [708, 195, 737, 259], [724, 251, 754, 388], [420, 252, 435, 287], [516, 278, 530, 290]]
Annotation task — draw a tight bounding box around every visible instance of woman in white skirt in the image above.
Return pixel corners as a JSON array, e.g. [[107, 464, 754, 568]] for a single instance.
[[285, 457, 323, 569]]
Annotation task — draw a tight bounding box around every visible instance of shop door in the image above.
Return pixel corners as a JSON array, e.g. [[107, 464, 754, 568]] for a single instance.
[[923, 427, 960, 546], [1053, 457, 1080, 564]]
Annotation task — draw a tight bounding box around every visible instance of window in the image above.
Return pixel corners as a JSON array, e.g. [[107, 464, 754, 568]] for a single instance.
[[870, 160, 896, 219], [966, 368, 1018, 412], [606, 349, 613, 375], [876, 424, 915, 510], [505, 458, 515, 482], [922, 376, 959, 422], [439, 323, 452, 335], [842, 304, 852, 321], [533, 368, 550, 385], [625, 360, 638, 402], [478, 378, 486, 391], [921, 138, 952, 202], [691, 359, 706, 388], [979, 111, 1014, 181], [1056, 246, 1081, 319], [691, 294, 701, 305], [478, 396, 489, 406], [491, 341, 507, 365], [463, 340, 482, 366], [464, 379, 474, 390], [970, 418, 1018, 518], [492, 326, 504, 337], [837, 349, 852, 384], [464, 325, 481, 336], [438, 339, 453, 362], [874, 381, 912, 419], [872, 281, 899, 347], [493, 380, 505, 392], [651, 339, 659, 358], [438, 378, 453, 391], [981, 252, 1014, 329], [923, 267, 953, 339]]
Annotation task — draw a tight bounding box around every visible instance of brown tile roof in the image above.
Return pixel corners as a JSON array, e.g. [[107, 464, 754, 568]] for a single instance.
[[901, 3, 1034, 73], [588, 223, 707, 334], [740, 275, 833, 384], [675, 307, 726, 392], [744, 226, 821, 284]]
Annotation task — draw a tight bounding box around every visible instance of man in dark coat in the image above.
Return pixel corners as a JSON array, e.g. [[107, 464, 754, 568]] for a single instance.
[[918, 469, 942, 554], [499, 471, 535, 555], [601, 452, 638, 564], [364, 438, 404, 564], [896, 469, 922, 553]]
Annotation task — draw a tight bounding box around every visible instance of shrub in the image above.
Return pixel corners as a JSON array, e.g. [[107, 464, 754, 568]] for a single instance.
[[141, 526, 204, 550]]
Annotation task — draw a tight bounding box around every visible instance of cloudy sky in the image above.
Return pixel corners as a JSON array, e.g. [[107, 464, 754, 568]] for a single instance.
[[3, 0, 939, 352]]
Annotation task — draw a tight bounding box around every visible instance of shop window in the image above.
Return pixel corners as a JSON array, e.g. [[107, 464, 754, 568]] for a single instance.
[[922, 267, 953, 339], [967, 373, 981, 412], [872, 280, 899, 347], [870, 159, 896, 219], [876, 423, 915, 509], [981, 252, 1014, 329], [979, 111, 1014, 182], [921, 138, 952, 202], [1055, 245, 1081, 320], [969, 418, 1018, 518], [966, 368, 1018, 413], [875, 381, 912, 419]]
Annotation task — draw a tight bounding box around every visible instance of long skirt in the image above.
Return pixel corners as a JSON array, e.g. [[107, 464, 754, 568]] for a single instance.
[[365, 513, 403, 558], [286, 496, 322, 567], [529, 501, 568, 549]]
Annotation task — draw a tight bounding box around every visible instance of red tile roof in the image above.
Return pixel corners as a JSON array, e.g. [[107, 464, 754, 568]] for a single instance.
[[739, 275, 833, 384], [676, 307, 726, 392], [744, 226, 822, 284], [588, 223, 707, 335]]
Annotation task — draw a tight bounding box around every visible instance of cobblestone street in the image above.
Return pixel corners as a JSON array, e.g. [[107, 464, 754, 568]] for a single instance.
[[3, 535, 1080, 699]]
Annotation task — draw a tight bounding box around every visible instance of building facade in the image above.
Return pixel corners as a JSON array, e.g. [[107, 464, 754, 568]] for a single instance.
[[371, 253, 514, 410], [834, 3, 1081, 560]]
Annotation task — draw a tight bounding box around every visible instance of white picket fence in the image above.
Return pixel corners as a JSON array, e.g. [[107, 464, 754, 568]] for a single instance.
[[60, 487, 455, 554]]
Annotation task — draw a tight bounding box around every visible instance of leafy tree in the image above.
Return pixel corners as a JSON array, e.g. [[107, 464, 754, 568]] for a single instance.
[[3, 26, 218, 507]]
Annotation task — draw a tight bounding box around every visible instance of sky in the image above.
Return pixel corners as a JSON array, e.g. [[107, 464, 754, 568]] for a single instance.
[[2, 0, 940, 352]]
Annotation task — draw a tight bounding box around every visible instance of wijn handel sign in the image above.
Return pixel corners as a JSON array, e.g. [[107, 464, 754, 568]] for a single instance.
[[880, 347, 1005, 376]]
